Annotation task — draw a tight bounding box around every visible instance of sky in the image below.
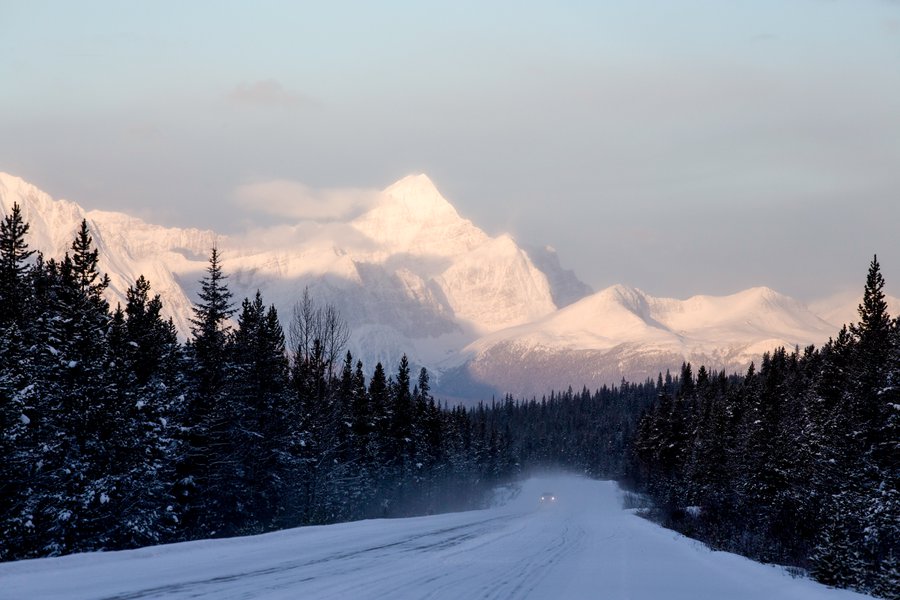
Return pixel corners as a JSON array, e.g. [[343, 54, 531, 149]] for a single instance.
[[1, 0, 899, 302]]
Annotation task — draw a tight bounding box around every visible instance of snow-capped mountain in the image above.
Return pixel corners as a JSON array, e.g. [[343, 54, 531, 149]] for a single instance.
[[0, 171, 869, 401], [0, 173, 217, 335], [0, 171, 576, 390], [443, 284, 839, 398]]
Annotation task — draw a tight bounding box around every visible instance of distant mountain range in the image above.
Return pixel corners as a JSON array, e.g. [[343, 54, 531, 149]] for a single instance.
[[1, 171, 893, 401]]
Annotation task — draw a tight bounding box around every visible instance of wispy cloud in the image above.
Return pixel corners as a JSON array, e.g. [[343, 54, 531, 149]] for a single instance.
[[227, 79, 316, 108], [234, 179, 380, 221]]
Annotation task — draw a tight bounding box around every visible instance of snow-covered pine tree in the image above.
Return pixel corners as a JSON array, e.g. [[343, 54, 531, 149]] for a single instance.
[[811, 500, 866, 590], [178, 246, 235, 537], [846, 256, 896, 589], [0, 203, 37, 559], [0, 322, 35, 560], [0, 203, 35, 327], [215, 291, 290, 534], [344, 357, 377, 518], [16, 221, 115, 556], [392, 355, 414, 475], [94, 276, 182, 550], [366, 362, 395, 516]]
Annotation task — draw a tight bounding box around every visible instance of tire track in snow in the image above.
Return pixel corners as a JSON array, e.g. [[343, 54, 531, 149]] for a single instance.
[[306, 513, 533, 600], [96, 513, 522, 600], [476, 514, 586, 600]]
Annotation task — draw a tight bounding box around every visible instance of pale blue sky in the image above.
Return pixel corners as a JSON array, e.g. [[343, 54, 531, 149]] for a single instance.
[[2, 0, 899, 300]]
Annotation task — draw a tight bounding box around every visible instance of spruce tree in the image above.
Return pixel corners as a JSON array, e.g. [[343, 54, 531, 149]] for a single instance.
[[125, 275, 178, 385], [70, 220, 110, 311], [0, 322, 34, 560], [189, 246, 234, 397], [393, 355, 414, 472], [179, 246, 235, 537], [0, 203, 35, 558], [57, 223, 114, 553], [853, 255, 891, 365], [101, 278, 181, 550], [217, 292, 290, 534], [849, 256, 892, 451], [368, 362, 393, 515], [847, 256, 896, 584], [0, 203, 35, 326]]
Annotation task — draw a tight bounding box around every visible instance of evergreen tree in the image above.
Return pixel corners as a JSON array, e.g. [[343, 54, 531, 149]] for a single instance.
[[847, 256, 897, 587], [189, 246, 234, 397], [368, 362, 393, 515], [70, 220, 110, 311], [0, 203, 35, 326], [125, 275, 180, 386], [0, 203, 36, 558], [393, 355, 414, 471], [217, 292, 290, 534], [849, 255, 892, 451], [0, 322, 34, 560], [179, 246, 235, 537]]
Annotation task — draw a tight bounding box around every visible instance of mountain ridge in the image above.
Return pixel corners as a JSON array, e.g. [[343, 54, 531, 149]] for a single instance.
[[0, 171, 581, 393], [0, 171, 883, 400], [451, 282, 840, 397]]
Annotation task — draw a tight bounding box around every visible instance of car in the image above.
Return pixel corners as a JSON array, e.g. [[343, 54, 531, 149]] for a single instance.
[[540, 492, 557, 504]]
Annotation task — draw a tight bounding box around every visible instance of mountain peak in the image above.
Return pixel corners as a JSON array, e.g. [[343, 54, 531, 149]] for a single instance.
[[740, 285, 779, 299], [379, 173, 459, 222], [384, 173, 438, 195], [351, 174, 485, 256]]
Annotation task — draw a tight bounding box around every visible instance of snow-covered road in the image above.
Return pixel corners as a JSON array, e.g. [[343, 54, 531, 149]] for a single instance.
[[0, 476, 872, 600]]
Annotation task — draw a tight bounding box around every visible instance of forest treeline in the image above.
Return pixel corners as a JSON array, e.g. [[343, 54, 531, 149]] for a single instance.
[[0, 205, 896, 597]]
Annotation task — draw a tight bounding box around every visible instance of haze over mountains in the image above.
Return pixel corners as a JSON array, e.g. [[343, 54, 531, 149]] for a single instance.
[[0, 171, 889, 400]]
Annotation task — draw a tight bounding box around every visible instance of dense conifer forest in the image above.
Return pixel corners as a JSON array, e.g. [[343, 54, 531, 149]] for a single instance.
[[630, 257, 899, 598], [0, 205, 896, 597], [0, 206, 520, 560]]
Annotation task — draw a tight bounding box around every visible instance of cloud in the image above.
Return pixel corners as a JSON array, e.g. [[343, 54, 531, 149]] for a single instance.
[[227, 79, 316, 108], [229, 222, 378, 256], [234, 179, 380, 221]]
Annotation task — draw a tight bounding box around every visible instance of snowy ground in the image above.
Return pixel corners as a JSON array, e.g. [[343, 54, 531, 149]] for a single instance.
[[0, 476, 873, 600]]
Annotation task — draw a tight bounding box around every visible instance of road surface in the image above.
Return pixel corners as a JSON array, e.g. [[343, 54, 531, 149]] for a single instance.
[[0, 475, 872, 599]]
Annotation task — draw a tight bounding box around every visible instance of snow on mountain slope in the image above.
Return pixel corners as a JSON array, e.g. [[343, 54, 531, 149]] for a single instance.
[[438, 234, 557, 333], [4, 170, 874, 400], [0, 171, 567, 381], [468, 285, 833, 356], [0, 476, 872, 600], [454, 285, 838, 398], [649, 286, 837, 351], [0, 173, 92, 258], [0, 173, 215, 334], [351, 174, 489, 258]]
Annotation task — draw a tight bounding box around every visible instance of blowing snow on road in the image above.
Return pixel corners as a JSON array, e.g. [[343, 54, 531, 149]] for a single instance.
[[0, 476, 872, 600]]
